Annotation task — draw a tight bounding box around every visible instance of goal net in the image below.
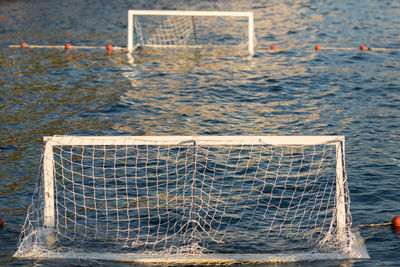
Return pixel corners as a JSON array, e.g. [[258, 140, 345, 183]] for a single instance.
[[15, 136, 369, 264], [127, 10, 255, 55]]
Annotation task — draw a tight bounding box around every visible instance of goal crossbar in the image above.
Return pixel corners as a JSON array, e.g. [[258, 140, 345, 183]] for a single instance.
[[43, 135, 343, 146]]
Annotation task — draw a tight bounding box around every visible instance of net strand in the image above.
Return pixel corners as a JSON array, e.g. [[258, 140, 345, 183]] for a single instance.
[[133, 15, 249, 49]]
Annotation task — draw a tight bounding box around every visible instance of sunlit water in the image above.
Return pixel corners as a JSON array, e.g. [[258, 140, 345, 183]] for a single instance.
[[1, 0, 399, 266]]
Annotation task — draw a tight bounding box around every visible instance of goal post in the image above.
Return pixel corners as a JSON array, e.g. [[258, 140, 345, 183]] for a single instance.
[[335, 140, 347, 243], [127, 10, 255, 55], [15, 135, 369, 263], [43, 140, 55, 228]]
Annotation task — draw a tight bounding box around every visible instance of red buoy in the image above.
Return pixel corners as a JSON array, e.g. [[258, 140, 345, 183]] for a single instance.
[[315, 44, 321, 51], [360, 45, 367, 51], [65, 43, 71, 50], [0, 218, 4, 227], [393, 216, 400, 228], [20, 42, 27, 48], [270, 45, 275, 50]]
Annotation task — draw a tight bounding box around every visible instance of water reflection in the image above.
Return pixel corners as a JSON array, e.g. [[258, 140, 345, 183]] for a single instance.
[[1, 0, 400, 266]]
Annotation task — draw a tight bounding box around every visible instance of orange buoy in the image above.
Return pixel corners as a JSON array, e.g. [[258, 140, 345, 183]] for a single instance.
[[106, 44, 112, 54], [392, 216, 400, 228], [65, 43, 71, 50], [270, 45, 275, 50], [20, 42, 27, 48], [315, 45, 321, 51], [360, 45, 367, 51], [0, 218, 4, 227]]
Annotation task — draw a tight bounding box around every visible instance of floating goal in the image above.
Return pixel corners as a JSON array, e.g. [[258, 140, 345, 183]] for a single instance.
[[127, 10, 255, 55], [15, 135, 369, 264]]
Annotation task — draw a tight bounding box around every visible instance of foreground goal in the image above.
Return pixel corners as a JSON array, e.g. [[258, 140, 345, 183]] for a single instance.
[[127, 10, 255, 55], [15, 136, 369, 263]]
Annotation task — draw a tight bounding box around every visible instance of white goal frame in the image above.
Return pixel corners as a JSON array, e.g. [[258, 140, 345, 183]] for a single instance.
[[43, 136, 346, 230], [127, 10, 255, 55], [43, 135, 345, 229], [17, 135, 369, 263]]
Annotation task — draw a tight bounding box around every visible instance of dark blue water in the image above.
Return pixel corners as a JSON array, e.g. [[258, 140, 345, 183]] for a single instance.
[[1, 0, 399, 266]]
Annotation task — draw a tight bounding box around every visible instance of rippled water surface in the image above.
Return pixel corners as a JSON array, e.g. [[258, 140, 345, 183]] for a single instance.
[[1, 0, 399, 266]]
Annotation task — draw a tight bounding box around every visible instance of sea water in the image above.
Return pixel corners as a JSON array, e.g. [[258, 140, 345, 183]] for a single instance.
[[0, 0, 399, 266]]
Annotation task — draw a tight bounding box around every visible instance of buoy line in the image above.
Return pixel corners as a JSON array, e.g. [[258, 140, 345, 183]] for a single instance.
[[258, 44, 400, 52], [315, 45, 398, 52], [358, 216, 400, 229], [9, 43, 127, 51], [9, 43, 399, 53], [358, 222, 392, 228]]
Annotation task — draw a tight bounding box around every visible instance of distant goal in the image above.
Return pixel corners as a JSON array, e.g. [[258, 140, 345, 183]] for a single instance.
[[127, 10, 255, 55], [15, 135, 369, 263]]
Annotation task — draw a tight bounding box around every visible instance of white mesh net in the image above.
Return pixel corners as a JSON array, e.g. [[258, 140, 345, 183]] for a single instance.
[[131, 13, 252, 50], [15, 136, 368, 263]]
